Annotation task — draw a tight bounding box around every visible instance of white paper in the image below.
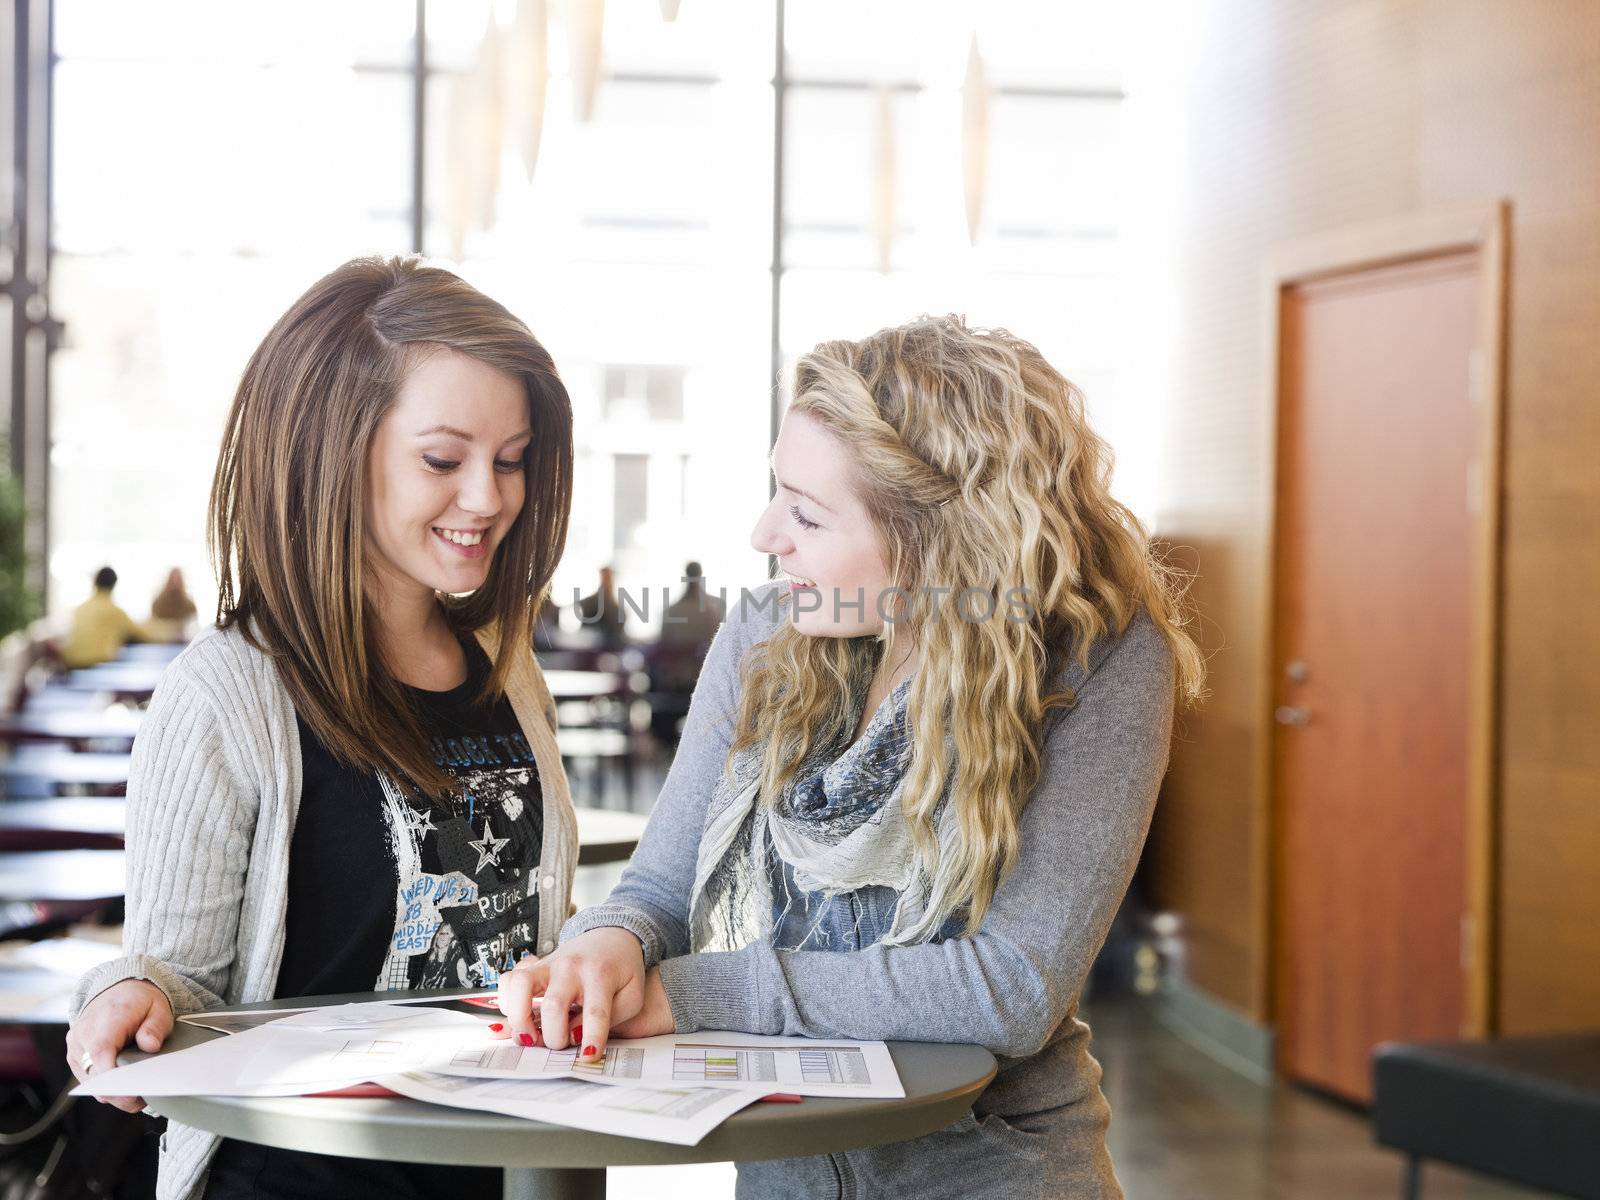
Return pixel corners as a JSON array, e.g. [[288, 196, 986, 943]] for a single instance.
[[384, 1070, 767, 1146], [420, 1029, 905, 1098], [180, 1008, 315, 1034], [180, 991, 498, 1033], [232, 1006, 487, 1088], [73, 1024, 334, 1098], [77, 1004, 489, 1098]]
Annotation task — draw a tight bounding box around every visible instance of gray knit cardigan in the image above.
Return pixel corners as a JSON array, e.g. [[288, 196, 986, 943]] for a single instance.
[[68, 621, 579, 1200]]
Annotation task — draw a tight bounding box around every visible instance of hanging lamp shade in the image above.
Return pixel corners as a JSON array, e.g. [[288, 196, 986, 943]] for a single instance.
[[444, 23, 507, 258], [658, 0, 681, 19], [961, 34, 989, 245], [509, 0, 549, 179], [872, 86, 896, 274], [568, 0, 606, 122]]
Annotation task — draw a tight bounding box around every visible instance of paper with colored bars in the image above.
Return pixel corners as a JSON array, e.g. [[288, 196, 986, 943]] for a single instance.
[[427, 1029, 905, 1098]]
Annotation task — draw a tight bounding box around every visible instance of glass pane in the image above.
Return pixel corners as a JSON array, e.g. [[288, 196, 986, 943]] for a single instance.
[[53, 60, 411, 256], [783, 0, 931, 85], [601, 0, 774, 81], [783, 87, 918, 272], [612, 453, 649, 549], [425, 70, 769, 266], [972, 0, 1128, 91], [785, 0, 1126, 91], [987, 96, 1123, 239], [47, 253, 350, 620], [55, 0, 417, 66]]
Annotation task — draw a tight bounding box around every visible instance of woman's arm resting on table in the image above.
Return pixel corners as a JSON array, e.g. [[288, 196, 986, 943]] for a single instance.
[[559, 585, 784, 965], [657, 615, 1176, 1059], [500, 586, 784, 1057]]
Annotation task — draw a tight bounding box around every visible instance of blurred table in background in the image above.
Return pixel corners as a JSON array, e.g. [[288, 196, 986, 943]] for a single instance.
[[0, 798, 125, 844], [0, 750, 131, 797], [574, 807, 649, 866], [0, 709, 141, 752]]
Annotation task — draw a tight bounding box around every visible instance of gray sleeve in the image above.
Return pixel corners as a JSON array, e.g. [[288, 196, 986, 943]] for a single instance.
[[69, 658, 257, 1019], [656, 612, 1176, 1059], [561, 583, 788, 966]]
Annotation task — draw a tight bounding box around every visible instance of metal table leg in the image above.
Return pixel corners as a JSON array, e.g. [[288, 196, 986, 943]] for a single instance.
[[505, 1166, 606, 1200]]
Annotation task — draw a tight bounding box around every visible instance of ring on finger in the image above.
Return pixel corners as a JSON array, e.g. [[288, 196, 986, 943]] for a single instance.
[[79, 1051, 94, 1074]]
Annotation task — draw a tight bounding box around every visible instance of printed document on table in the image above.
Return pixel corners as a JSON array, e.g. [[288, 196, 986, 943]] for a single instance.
[[232, 1005, 486, 1088], [424, 1029, 905, 1098], [73, 1024, 346, 1099], [385, 1071, 767, 1145], [181, 991, 499, 1034], [78, 1004, 491, 1097]]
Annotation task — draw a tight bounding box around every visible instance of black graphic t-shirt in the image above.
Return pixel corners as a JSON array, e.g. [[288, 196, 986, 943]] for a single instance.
[[275, 636, 545, 1000]]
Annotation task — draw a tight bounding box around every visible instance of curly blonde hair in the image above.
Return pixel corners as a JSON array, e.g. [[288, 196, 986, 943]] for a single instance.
[[729, 314, 1205, 937]]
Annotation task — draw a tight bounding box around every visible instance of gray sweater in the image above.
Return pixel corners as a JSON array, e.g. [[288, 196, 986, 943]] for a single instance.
[[563, 583, 1175, 1198], [69, 622, 580, 1200]]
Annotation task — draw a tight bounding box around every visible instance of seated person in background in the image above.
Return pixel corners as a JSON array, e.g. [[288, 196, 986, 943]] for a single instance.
[[61, 566, 143, 668], [660, 559, 725, 653], [574, 564, 627, 648], [647, 560, 728, 745], [533, 593, 562, 651], [146, 567, 198, 644]]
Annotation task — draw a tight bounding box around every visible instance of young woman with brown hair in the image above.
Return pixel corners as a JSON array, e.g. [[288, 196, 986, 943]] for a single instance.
[[64, 257, 579, 1200], [496, 314, 1205, 1198]]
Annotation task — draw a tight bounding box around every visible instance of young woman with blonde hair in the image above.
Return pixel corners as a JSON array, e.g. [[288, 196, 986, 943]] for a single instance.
[[65, 257, 580, 1200], [497, 314, 1205, 1197]]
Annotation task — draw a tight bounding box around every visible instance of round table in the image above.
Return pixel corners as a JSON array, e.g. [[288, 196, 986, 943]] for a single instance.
[[0, 709, 142, 749], [541, 671, 628, 701], [0, 848, 124, 902], [136, 991, 996, 1200], [0, 749, 132, 796], [573, 807, 649, 866], [0, 796, 127, 837]]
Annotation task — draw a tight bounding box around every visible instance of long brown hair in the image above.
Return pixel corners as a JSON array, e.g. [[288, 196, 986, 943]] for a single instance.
[[208, 256, 573, 795], [731, 315, 1205, 938]]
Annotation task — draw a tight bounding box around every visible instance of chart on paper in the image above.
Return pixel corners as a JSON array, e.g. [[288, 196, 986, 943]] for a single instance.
[[672, 1042, 870, 1086], [427, 1029, 903, 1097], [447, 1040, 644, 1080]]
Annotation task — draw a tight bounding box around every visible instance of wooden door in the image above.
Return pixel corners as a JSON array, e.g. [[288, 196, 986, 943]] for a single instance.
[[1272, 251, 1481, 1103]]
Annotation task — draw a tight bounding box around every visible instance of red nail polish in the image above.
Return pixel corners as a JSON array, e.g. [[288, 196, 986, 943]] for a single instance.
[[582, 1044, 597, 1057], [518, 1033, 534, 1046], [570, 1025, 582, 1040], [488, 1023, 504, 1032]]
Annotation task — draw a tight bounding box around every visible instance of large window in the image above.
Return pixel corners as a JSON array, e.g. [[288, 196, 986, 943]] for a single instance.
[[45, 0, 1136, 627]]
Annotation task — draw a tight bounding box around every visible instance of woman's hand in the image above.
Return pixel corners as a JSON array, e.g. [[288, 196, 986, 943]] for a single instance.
[[65, 979, 174, 1114], [609, 966, 674, 1041], [493, 928, 653, 1062]]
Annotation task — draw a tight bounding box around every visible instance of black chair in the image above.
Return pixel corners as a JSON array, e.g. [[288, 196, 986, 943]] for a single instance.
[[1373, 1034, 1600, 1198]]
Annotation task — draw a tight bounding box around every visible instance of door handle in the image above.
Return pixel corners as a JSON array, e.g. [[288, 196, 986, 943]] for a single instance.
[[1274, 705, 1311, 727]]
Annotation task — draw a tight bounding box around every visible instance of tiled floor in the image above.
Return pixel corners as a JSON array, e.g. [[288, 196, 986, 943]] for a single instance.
[[599, 997, 1554, 1200], [1092, 999, 1550, 1200]]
